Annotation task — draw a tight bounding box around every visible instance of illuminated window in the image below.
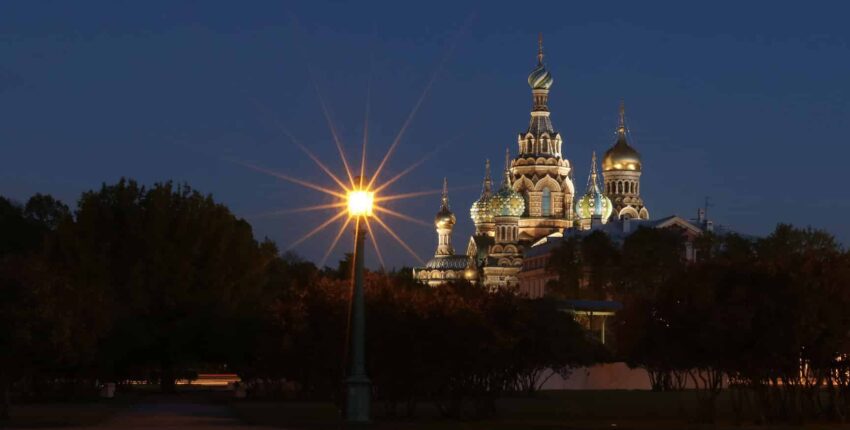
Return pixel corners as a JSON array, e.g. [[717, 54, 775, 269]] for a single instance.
[[542, 188, 551, 216]]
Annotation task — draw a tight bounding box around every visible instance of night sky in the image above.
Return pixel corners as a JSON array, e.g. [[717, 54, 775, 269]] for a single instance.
[[2, 1, 849, 269]]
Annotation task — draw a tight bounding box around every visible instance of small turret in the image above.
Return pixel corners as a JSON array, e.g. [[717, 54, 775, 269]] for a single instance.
[[431, 178, 456, 256]]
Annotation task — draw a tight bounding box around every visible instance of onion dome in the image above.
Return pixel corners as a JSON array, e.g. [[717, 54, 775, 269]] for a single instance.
[[528, 34, 553, 90], [435, 177, 456, 228], [603, 101, 642, 172], [491, 151, 525, 217], [470, 160, 496, 224], [425, 255, 470, 270], [577, 152, 614, 220]]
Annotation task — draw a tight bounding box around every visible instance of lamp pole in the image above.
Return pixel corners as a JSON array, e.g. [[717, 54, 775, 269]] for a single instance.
[[346, 187, 371, 424]]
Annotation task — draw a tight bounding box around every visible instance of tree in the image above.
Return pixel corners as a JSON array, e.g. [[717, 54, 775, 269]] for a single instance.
[[546, 231, 620, 300], [47, 179, 276, 391], [0, 195, 80, 418]]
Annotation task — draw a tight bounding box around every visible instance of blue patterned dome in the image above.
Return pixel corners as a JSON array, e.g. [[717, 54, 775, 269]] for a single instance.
[[577, 151, 613, 221], [528, 62, 553, 90]]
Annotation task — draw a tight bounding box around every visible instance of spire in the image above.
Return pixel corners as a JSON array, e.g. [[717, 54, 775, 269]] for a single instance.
[[503, 148, 512, 187], [617, 100, 626, 135], [481, 159, 492, 197], [441, 177, 449, 209], [537, 33, 544, 65], [587, 151, 600, 193]]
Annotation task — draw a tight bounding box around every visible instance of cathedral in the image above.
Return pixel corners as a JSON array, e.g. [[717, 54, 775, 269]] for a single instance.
[[413, 37, 651, 289]]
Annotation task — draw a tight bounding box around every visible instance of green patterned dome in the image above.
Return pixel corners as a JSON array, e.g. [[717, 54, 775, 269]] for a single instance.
[[470, 159, 496, 224], [577, 191, 613, 221], [528, 35, 553, 90], [577, 151, 613, 221], [492, 185, 525, 217], [470, 196, 495, 224], [528, 62, 553, 90]]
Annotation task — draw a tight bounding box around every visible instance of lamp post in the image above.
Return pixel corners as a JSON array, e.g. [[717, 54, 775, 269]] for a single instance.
[[345, 184, 373, 424]]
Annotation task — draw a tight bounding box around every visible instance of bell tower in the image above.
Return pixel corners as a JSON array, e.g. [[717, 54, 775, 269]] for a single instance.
[[510, 34, 575, 241]]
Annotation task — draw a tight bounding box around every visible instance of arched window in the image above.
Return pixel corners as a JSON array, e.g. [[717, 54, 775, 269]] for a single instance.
[[541, 188, 551, 216]]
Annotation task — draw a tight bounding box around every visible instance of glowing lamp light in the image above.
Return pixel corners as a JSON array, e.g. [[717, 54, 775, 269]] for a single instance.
[[347, 190, 374, 217]]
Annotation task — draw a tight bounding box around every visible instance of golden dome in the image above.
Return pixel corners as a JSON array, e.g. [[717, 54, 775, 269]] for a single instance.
[[602, 136, 641, 172], [435, 206, 456, 229], [435, 177, 456, 229], [603, 101, 641, 172]]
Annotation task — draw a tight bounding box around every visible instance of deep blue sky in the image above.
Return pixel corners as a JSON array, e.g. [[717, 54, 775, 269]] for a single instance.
[[2, 1, 849, 269]]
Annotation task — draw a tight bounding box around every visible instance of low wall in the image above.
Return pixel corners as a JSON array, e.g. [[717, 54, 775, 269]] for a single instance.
[[540, 362, 652, 390]]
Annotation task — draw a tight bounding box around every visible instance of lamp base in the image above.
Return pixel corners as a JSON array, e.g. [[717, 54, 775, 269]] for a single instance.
[[345, 375, 371, 424]]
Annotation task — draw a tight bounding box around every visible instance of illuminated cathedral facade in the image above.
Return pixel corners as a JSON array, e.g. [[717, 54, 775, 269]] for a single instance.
[[413, 37, 650, 289]]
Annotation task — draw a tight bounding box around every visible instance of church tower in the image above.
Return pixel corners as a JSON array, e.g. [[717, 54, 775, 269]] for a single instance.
[[433, 178, 456, 256], [414, 178, 474, 287], [482, 150, 525, 290], [510, 35, 575, 241], [602, 101, 649, 220]]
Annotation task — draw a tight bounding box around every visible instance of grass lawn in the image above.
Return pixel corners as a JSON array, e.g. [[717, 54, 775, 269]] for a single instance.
[[230, 390, 850, 430], [3, 401, 126, 428]]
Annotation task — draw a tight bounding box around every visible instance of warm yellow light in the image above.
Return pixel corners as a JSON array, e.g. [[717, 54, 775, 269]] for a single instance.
[[347, 190, 374, 217]]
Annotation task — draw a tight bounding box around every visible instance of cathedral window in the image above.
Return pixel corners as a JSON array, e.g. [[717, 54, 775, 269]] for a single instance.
[[542, 188, 551, 216]]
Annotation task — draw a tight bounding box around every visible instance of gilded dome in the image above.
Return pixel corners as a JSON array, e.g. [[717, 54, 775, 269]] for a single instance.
[[435, 177, 456, 228], [435, 206, 456, 229], [602, 136, 641, 172], [603, 102, 641, 171]]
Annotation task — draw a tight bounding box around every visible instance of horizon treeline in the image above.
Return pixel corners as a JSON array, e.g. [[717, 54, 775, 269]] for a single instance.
[[1, 178, 849, 425]]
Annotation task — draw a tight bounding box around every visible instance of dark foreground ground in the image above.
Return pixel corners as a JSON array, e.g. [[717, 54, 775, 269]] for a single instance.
[[6, 389, 850, 430]]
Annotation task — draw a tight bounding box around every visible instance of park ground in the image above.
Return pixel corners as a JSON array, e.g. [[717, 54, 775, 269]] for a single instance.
[[6, 389, 850, 430]]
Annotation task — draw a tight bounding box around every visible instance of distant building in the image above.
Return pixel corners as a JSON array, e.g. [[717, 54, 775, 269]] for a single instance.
[[517, 215, 706, 299], [415, 36, 727, 294]]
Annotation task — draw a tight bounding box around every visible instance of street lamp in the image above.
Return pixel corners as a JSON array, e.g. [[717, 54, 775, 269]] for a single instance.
[[345, 180, 373, 424]]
